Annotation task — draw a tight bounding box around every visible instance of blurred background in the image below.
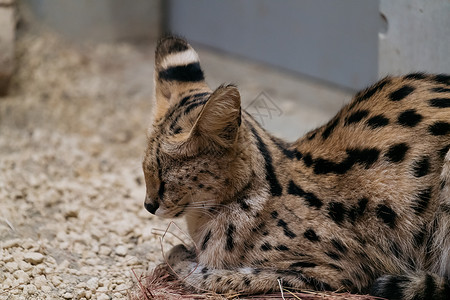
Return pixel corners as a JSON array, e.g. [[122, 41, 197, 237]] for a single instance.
[[0, 1, 449, 298], [1, 0, 449, 139]]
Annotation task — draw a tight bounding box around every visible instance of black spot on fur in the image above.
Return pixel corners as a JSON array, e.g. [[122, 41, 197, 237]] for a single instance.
[[328, 202, 346, 224], [250, 126, 283, 196], [288, 181, 323, 209], [431, 87, 450, 93], [429, 98, 450, 108], [236, 183, 252, 211], [260, 242, 272, 251], [345, 110, 369, 125], [439, 145, 450, 159], [325, 251, 341, 261], [290, 261, 317, 268], [303, 153, 314, 167], [275, 245, 290, 251], [385, 143, 409, 163], [173, 126, 182, 134], [201, 267, 208, 274], [328, 264, 343, 271], [322, 118, 340, 139], [158, 181, 165, 201], [201, 230, 211, 251], [376, 205, 397, 228], [303, 192, 323, 209], [389, 85, 415, 101], [371, 275, 408, 299], [429, 121, 450, 136], [331, 239, 348, 253], [243, 277, 251, 286], [304, 229, 320, 242], [307, 131, 317, 140], [277, 219, 297, 238], [354, 78, 391, 104], [159, 63, 204, 82], [270, 137, 302, 159], [179, 92, 210, 107], [390, 241, 402, 258], [225, 224, 235, 251], [357, 198, 369, 215], [397, 109, 423, 127], [251, 222, 266, 233], [367, 114, 389, 129], [413, 156, 430, 177], [271, 211, 278, 219], [434, 74, 450, 85], [341, 279, 354, 289], [405, 73, 427, 80], [288, 180, 305, 197], [349, 198, 368, 223], [313, 148, 380, 175], [424, 274, 436, 299], [347, 148, 381, 168], [413, 187, 432, 215]]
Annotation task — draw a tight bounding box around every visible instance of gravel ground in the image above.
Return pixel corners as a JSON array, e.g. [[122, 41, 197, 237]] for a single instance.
[[0, 28, 351, 299], [0, 31, 182, 299]]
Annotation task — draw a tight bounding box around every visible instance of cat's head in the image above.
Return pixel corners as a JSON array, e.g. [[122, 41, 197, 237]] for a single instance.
[[143, 37, 250, 218]]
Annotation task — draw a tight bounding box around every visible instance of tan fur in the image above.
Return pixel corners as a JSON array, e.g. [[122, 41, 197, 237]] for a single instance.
[[143, 37, 450, 299]]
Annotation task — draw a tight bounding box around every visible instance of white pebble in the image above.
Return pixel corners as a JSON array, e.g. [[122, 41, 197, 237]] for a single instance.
[[115, 245, 127, 257], [23, 284, 37, 295], [13, 270, 30, 284], [97, 293, 110, 300], [41, 285, 52, 293], [86, 277, 99, 291], [2, 239, 21, 249], [51, 275, 62, 287], [23, 252, 45, 264], [2, 254, 14, 262], [33, 275, 47, 288], [99, 245, 111, 256], [62, 292, 73, 299], [22, 240, 37, 249], [19, 261, 33, 272], [115, 283, 128, 292], [5, 261, 18, 272]]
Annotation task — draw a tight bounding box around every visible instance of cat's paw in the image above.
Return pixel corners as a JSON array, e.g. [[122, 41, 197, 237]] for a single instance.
[[166, 244, 197, 266]]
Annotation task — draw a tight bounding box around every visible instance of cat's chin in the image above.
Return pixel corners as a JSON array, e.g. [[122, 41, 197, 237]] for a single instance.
[[154, 208, 167, 217], [154, 207, 185, 219]]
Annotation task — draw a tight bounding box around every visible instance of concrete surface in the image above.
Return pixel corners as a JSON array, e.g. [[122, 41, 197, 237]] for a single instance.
[[379, 0, 450, 76], [23, 0, 161, 42], [0, 0, 15, 96]]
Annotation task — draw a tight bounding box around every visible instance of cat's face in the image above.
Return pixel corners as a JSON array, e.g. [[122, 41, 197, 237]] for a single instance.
[[143, 37, 244, 218], [143, 130, 237, 218]]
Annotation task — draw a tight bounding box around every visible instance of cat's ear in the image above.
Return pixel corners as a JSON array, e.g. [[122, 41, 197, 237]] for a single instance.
[[153, 36, 209, 120], [191, 84, 241, 149]]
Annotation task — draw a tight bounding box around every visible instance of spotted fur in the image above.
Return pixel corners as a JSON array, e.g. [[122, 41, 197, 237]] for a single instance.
[[143, 37, 450, 299]]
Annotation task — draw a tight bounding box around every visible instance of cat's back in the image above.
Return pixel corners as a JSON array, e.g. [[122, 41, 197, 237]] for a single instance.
[[285, 73, 449, 235], [294, 74, 449, 178]]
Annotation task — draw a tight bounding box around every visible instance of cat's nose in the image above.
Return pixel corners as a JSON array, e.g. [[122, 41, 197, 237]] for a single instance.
[[144, 199, 159, 214]]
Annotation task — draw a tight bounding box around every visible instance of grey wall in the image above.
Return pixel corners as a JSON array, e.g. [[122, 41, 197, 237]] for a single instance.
[[167, 0, 381, 90], [379, 0, 450, 77]]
